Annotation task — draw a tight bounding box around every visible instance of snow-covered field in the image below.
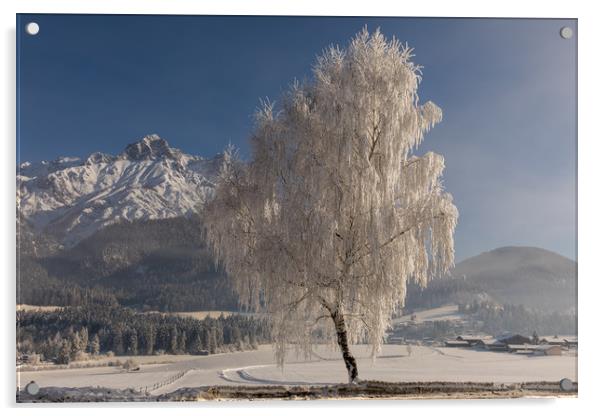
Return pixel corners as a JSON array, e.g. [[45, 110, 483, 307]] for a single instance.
[[16, 304, 62, 313], [391, 304, 463, 324], [18, 344, 577, 395]]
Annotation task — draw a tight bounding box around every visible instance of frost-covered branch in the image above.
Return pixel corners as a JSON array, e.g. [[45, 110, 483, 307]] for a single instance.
[[202, 28, 458, 380]]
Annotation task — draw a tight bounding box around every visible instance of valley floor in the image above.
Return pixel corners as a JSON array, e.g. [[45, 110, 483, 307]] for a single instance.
[[17, 343, 577, 397]]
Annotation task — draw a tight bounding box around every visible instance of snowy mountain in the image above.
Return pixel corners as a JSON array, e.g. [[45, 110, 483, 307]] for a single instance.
[[17, 135, 223, 246], [405, 246, 577, 313]]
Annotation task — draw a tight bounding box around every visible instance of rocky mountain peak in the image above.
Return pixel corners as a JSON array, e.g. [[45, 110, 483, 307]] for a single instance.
[[121, 134, 179, 161]]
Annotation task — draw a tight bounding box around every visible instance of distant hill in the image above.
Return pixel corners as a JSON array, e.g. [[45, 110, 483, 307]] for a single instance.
[[405, 246, 577, 314]]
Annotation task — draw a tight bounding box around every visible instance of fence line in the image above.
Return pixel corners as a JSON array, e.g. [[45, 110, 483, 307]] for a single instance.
[[135, 368, 193, 394]]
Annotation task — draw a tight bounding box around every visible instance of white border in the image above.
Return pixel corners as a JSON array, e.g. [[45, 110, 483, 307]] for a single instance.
[[2, 1, 600, 415]]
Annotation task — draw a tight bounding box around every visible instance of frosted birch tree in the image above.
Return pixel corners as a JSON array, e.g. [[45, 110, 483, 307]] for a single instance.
[[203, 28, 458, 383]]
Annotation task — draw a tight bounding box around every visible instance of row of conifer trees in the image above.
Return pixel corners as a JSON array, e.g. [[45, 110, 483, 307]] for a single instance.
[[17, 303, 271, 364]]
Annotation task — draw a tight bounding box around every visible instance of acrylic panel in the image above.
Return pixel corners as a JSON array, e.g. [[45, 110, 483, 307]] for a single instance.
[[16, 14, 577, 402]]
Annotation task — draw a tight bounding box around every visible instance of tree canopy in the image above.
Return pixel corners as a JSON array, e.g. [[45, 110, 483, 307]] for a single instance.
[[203, 28, 458, 382]]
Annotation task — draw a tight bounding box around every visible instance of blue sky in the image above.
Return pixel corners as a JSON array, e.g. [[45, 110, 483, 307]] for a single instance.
[[16, 15, 577, 261]]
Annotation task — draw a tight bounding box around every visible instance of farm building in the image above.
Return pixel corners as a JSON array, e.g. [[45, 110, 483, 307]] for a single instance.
[[507, 344, 564, 356], [445, 340, 471, 348], [387, 335, 405, 344], [539, 335, 565, 345], [540, 335, 577, 348], [456, 334, 493, 346], [498, 334, 532, 345], [449, 333, 537, 352], [470, 334, 532, 351], [507, 344, 538, 354], [445, 332, 569, 356], [474, 338, 509, 352], [534, 345, 564, 356], [563, 336, 578, 348]]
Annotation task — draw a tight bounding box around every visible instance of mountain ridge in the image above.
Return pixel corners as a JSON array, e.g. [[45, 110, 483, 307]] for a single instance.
[[16, 138, 577, 313], [17, 134, 224, 246]]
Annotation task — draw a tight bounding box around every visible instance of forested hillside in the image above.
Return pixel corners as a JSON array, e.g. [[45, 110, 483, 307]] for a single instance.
[[18, 215, 237, 311]]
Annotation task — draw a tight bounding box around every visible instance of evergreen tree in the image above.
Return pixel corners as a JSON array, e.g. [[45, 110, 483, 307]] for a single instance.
[[69, 331, 82, 358], [208, 326, 218, 354], [192, 333, 204, 354], [45, 332, 62, 359], [169, 326, 178, 354], [232, 326, 242, 350], [112, 327, 124, 355], [56, 340, 71, 365], [178, 330, 187, 353], [90, 334, 100, 355], [249, 332, 258, 349], [141, 324, 156, 355], [126, 330, 138, 355], [79, 327, 89, 353]]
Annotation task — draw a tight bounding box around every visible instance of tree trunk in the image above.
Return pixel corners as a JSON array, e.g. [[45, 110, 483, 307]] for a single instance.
[[331, 308, 359, 384]]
